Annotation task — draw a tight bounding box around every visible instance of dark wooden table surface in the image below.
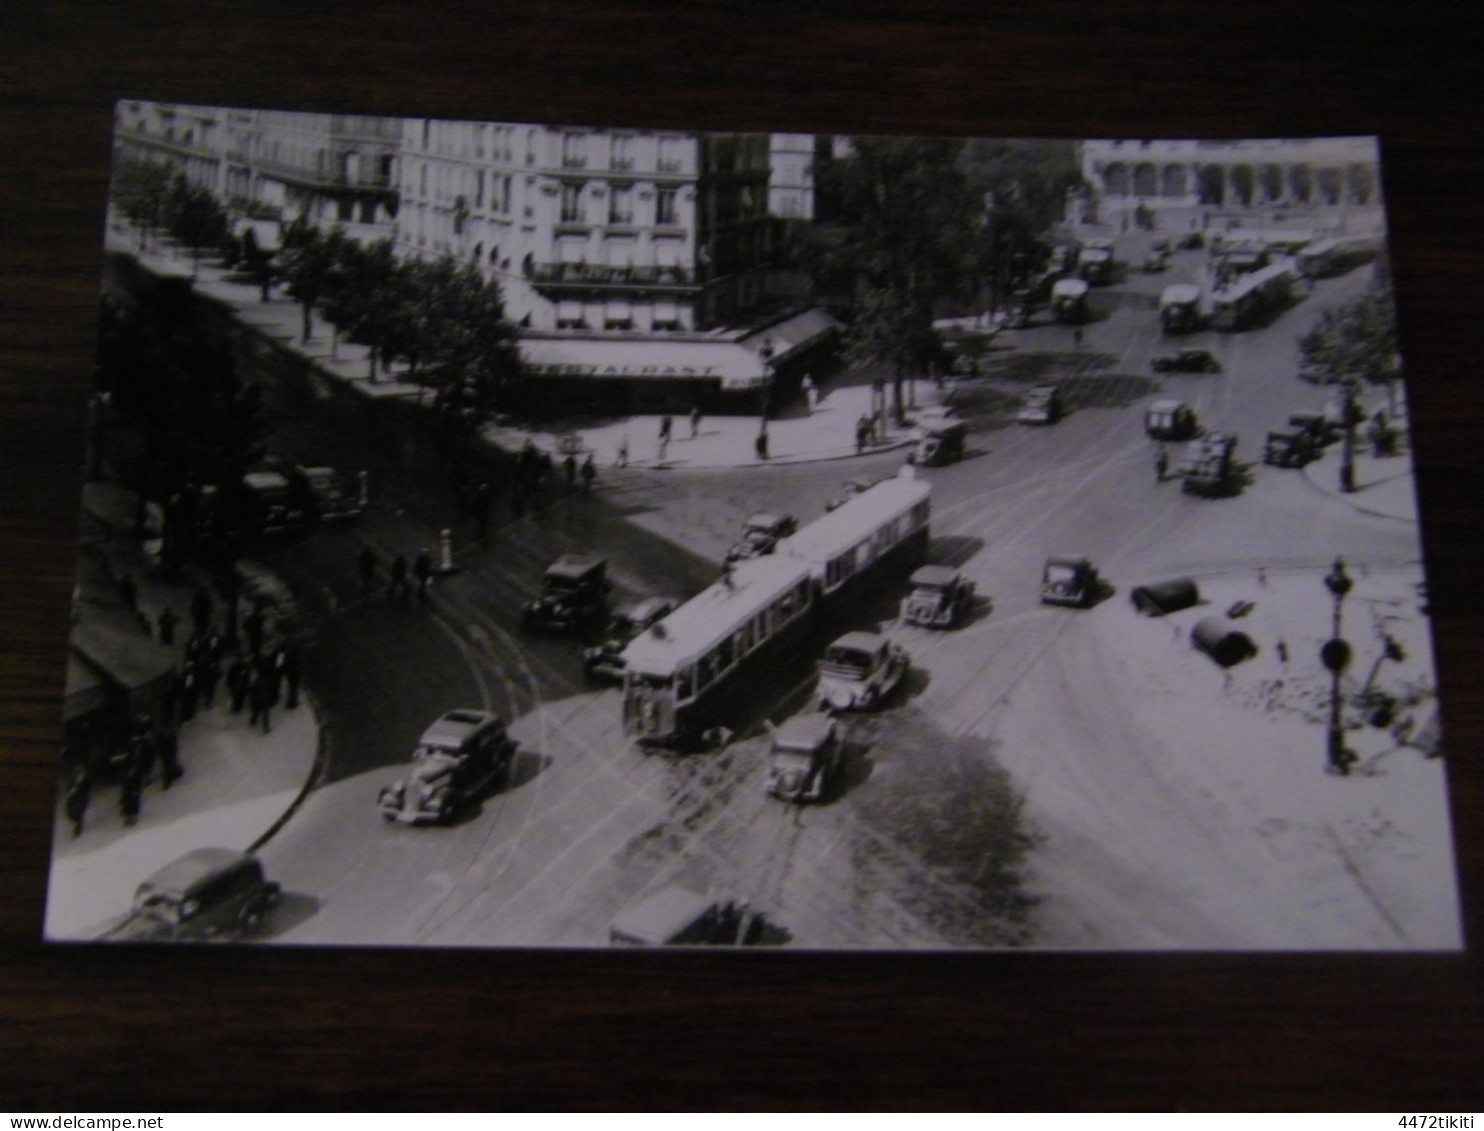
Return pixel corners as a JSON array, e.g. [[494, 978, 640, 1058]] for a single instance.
[[2, 0, 1479, 1111]]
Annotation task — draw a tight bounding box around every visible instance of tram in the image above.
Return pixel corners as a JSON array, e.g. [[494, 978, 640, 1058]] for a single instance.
[[1209, 262, 1298, 331], [621, 473, 932, 747]]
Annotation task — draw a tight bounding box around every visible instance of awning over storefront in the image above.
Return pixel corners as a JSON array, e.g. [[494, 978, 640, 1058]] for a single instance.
[[519, 308, 840, 392]]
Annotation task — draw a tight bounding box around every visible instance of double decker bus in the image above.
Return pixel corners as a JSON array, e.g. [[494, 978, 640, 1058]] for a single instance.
[[1209, 262, 1298, 331], [622, 474, 932, 747]]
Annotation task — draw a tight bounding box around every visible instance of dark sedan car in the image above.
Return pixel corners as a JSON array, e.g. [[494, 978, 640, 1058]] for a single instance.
[[1151, 348, 1222, 374]]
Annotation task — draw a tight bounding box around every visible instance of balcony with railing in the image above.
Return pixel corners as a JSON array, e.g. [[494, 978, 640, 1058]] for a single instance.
[[525, 260, 700, 292]]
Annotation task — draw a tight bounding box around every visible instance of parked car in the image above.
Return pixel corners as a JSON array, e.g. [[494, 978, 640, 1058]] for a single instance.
[[609, 886, 756, 946], [900, 565, 976, 628], [765, 714, 843, 804], [522, 552, 610, 632], [1263, 429, 1323, 468], [1151, 348, 1222, 374], [1040, 554, 1101, 608], [1144, 399, 1200, 441], [825, 477, 879, 513], [725, 512, 798, 563], [583, 597, 677, 681], [816, 632, 910, 712], [1017, 383, 1064, 425], [124, 848, 280, 941], [378, 709, 516, 824]]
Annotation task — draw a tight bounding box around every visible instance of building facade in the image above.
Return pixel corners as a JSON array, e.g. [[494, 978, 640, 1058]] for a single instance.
[[1078, 138, 1384, 229]]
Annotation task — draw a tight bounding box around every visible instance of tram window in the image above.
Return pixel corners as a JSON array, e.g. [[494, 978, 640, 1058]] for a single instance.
[[716, 637, 734, 670], [676, 667, 693, 700]]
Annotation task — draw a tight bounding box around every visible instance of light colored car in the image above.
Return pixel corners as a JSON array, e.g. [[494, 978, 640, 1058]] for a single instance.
[[378, 709, 515, 825], [766, 714, 842, 803], [817, 632, 909, 712], [1017, 383, 1064, 425], [609, 886, 754, 946]]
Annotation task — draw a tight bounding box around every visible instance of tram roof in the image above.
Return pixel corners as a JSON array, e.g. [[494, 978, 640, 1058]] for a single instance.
[[779, 473, 931, 570], [622, 554, 813, 675]]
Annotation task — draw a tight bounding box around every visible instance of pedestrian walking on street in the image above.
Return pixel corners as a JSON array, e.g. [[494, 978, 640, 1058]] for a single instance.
[[157, 724, 183, 788], [358, 545, 378, 595], [579, 455, 595, 494], [856, 415, 869, 455], [1073, 326, 1084, 348], [191, 585, 213, 636], [563, 453, 577, 488], [659, 414, 673, 444], [156, 605, 179, 646], [475, 481, 494, 540], [279, 645, 301, 709], [388, 554, 410, 601], [414, 549, 433, 602], [178, 662, 200, 723], [1155, 443, 1169, 483], [657, 435, 670, 465], [755, 424, 770, 462], [615, 434, 629, 468], [65, 766, 92, 838], [227, 655, 250, 713], [248, 671, 276, 735], [119, 768, 143, 827], [244, 606, 266, 655], [690, 405, 702, 438], [802, 375, 817, 411]]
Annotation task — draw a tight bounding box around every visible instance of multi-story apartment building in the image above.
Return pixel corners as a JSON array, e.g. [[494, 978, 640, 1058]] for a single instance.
[[114, 102, 401, 242], [1078, 138, 1384, 231], [397, 119, 835, 412]]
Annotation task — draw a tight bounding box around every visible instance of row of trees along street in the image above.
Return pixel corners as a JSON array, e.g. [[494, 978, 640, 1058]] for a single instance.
[[802, 137, 1085, 422], [109, 158, 522, 424]]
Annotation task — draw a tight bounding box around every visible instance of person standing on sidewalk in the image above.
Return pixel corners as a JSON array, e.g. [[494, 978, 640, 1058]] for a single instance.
[[388, 554, 410, 602], [755, 423, 770, 461], [802, 375, 817, 412], [358, 545, 378, 595], [119, 762, 143, 827], [248, 668, 275, 735], [1155, 443, 1170, 483], [690, 405, 702, 438], [65, 766, 92, 838], [279, 644, 301, 710], [199, 650, 221, 708], [615, 434, 629, 469], [580, 454, 595, 494], [413, 549, 433, 603], [227, 654, 250, 713]]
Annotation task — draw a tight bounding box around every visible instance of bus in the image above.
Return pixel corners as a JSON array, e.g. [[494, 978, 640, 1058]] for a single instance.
[[1158, 283, 1206, 334], [621, 474, 932, 747], [1209, 262, 1298, 331], [1295, 234, 1382, 279]]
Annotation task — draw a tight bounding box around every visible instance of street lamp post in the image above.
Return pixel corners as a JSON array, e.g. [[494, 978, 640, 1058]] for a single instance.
[[1321, 557, 1356, 775], [1338, 377, 1360, 494]]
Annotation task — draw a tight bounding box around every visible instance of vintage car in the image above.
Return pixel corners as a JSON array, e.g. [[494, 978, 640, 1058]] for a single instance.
[[609, 886, 755, 946], [1263, 429, 1324, 468], [900, 565, 976, 628], [1017, 383, 1064, 425], [378, 709, 516, 825], [1177, 231, 1206, 250], [582, 596, 677, 681], [1141, 251, 1170, 273], [522, 552, 610, 632], [1040, 554, 1101, 608], [293, 464, 363, 523], [765, 714, 843, 804], [1151, 347, 1222, 374], [123, 848, 281, 941], [724, 512, 799, 564], [1144, 399, 1200, 441], [907, 419, 967, 467], [816, 632, 910, 713], [1179, 431, 1239, 495], [824, 477, 880, 513]]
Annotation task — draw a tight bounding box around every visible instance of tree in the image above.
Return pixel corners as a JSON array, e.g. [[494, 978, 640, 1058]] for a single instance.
[[812, 137, 978, 421], [279, 219, 346, 343], [1297, 258, 1401, 409], [161, 177, 230, 278]]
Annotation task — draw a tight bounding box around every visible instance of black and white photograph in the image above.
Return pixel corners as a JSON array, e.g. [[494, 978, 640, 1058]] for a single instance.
[[44, 108, 1463, 951]]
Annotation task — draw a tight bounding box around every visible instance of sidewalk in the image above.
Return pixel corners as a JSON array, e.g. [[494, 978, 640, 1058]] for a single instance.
[[1300, 436, 1418, 524], [105, 225, 932, 471], [45, 476, 322, 940]]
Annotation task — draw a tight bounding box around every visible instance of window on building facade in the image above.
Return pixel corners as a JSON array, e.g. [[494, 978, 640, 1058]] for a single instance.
[[658, 136, 682, 173], [609, 185, 633, 225], [656, 187, 678, 226], [562, 132, 586, 169], [560, 183, 585, 224], [611, 135, 633, 171]]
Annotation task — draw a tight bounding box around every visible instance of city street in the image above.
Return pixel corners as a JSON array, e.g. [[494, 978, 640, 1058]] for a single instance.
[[53, 209, 1458, 951], [184, 236, 1455, 950]]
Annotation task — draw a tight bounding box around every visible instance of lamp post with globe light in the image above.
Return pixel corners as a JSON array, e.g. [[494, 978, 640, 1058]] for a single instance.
[[1321, 557, 1356, 775]]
